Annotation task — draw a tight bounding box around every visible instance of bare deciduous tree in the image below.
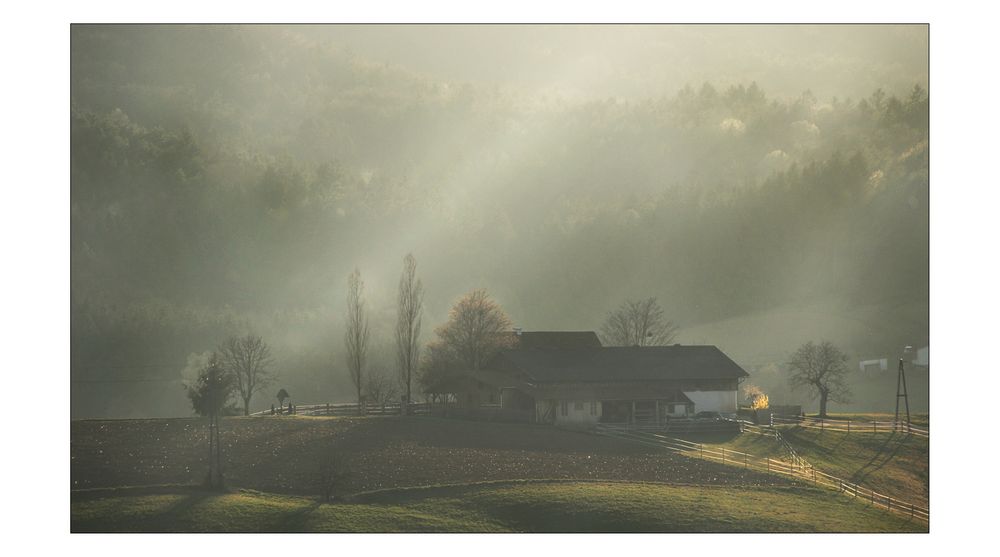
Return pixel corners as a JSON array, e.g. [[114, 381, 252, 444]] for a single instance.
[[395, 253, 423, 410], [345, 268, 371, 410], [786, 340, 852, 418], [600, 297, 679, 346], [219, 334, 275, 416], [364, 366, 400, 408], [436, 289, 513, 371]]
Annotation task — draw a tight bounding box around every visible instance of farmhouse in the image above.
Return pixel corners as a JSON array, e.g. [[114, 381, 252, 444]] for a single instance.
[[453, 331, 749, 427]]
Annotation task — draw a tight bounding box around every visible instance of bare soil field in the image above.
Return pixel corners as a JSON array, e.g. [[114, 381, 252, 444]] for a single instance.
[[72, 416, 793, 497]]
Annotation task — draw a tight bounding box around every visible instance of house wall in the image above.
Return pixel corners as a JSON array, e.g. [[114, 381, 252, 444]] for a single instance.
[[541, 400, 602, 427], [683, 390, 738, 413], [661, 402, 691, 417]]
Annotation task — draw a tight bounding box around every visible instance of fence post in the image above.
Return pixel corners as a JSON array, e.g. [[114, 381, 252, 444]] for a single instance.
[[874, 420, 877, 433], [744, 453, 748, 469], [722, 447, 726, 464], [821, 418, 824, 432], [848, 420, 851, 434], [700, 444, 704, 459]]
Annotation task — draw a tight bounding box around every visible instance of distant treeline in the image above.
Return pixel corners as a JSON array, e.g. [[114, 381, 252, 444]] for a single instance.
[[71, 27, 927, 417]]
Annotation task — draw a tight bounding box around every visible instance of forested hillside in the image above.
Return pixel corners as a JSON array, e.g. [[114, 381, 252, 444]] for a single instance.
[[71, 26, 928, 417]]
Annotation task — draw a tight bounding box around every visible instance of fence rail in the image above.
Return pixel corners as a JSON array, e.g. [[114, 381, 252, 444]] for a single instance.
[[769, 414, 928, 438], [595, 423, 928, 524], [250, 401, 431, 417], [595, 419, 743, 435]]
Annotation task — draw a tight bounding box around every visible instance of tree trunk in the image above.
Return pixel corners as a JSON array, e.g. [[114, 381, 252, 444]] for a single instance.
[[214, 413, 223, 488], [243, 395, 251, 416], [207, 413, 215, 487], [405, 373, 411, 416], [819, 391, 829, 418]]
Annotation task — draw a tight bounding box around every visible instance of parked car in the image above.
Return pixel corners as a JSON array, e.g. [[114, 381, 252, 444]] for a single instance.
[[693, 411, 725, 421]]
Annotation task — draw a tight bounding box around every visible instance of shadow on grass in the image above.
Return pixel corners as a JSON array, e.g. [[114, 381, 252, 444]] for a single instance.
[[851, 432, 906, 484], [275, 501, 323, 532], [72, 486, 219, 533]]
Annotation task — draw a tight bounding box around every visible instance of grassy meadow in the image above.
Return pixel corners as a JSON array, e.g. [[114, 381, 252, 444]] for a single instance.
[[70, 415, 929, 532], [72, 481, 925, 533], [679, 422, 929, 508]]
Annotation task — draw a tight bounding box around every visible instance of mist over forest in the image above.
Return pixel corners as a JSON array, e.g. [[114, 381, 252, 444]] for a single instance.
[[70, 25, 928, 418]]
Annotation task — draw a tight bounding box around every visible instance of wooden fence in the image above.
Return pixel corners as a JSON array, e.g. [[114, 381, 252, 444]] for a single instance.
[[595, 419, 743, 435], [770, 414, 929, 438], [595, 423, 928, 524], [250, 401, 431, 417]]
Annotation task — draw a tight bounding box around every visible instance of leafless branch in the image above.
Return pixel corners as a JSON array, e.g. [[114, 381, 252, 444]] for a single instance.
[[219, 334, 275, 416], [345, 268, 371, 408], [600, 297, 679, 346], [395, 254, 423, 407]]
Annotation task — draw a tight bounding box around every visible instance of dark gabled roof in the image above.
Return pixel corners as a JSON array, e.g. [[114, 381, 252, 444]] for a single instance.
[[500, 331, 602, 350], [493, 345, 749, 383], [469, 369, 536, 391]]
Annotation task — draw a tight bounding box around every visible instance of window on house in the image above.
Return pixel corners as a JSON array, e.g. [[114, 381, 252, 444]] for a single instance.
[[590, 400, 597, 415], [560, 401, 568, 416], [574, 401, 584, 411], [667, 404, 675, 414]]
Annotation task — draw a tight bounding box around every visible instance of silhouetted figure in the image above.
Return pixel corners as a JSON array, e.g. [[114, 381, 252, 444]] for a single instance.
[[271, 404, 275, 415]]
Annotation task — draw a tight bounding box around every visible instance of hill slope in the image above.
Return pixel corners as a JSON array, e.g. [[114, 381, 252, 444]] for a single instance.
[[71, 416, 790, 497], [71, 481, 925, 533]]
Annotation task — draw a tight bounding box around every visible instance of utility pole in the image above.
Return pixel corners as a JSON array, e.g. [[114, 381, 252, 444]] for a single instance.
[[894, 346, 912, 432]]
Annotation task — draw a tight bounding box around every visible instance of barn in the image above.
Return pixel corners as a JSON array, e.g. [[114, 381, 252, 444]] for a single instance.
[[454, 331, 749, 427]]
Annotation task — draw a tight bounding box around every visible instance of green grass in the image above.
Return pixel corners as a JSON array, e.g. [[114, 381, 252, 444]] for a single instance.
[[72, 481, 926, 533], [775, 426, 928, 507], [684, 425, 929, 508], [679, 430, 793, 462], [808, 413, 929, 428]]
